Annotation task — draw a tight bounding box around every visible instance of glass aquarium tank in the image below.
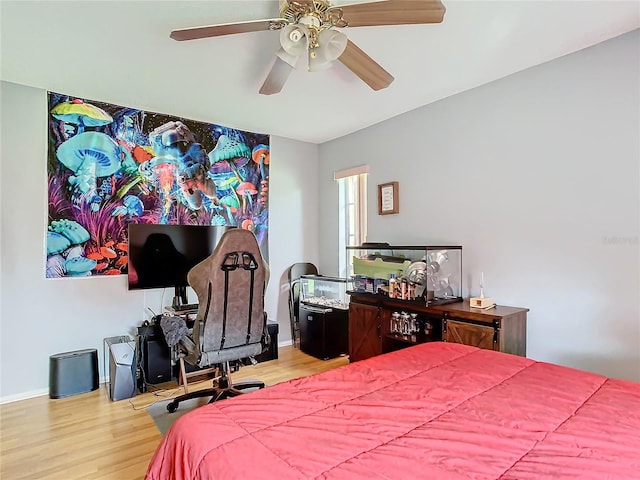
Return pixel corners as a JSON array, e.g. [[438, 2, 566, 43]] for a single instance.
[[299, 275, 350, 310], [346, 243, 463, 305]]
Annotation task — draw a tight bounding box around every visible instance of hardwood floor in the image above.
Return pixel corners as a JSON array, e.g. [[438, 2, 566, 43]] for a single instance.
[[0, 346, 349, 480]]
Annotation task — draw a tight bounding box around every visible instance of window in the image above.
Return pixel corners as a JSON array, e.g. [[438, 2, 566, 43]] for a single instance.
[[335, 166, 368, 277], [343, 173, 367, 247]]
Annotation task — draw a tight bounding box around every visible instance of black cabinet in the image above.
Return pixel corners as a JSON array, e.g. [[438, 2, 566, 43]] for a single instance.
[[299, 305, 349, 360]]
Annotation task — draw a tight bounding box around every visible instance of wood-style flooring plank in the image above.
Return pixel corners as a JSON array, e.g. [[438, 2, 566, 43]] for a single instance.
[[0, 346, 348, 480]]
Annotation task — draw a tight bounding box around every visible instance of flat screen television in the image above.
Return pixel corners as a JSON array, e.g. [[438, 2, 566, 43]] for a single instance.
[[127, 224, 232, 306]]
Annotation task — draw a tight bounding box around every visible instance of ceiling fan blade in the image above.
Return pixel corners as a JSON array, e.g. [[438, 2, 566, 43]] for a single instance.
[[338, 39, 394, 91], [337, 0, 445, 27], [259, 57, 295, 95], [170, 19, 286, 41]]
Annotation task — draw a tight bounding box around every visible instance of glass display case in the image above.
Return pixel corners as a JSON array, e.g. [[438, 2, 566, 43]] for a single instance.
[[346, 244, 463, 305], [299, 275, 349, 360], [300, 275, 350, 310]]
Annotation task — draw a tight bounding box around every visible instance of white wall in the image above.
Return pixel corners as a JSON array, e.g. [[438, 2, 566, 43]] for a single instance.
[[264, 137, 320, 340], [319, 31, 640, 381], [0, 81, 319, 402]]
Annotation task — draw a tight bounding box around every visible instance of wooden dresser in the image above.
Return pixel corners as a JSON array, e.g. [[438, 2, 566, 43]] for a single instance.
[[349, 293, 529, 362]]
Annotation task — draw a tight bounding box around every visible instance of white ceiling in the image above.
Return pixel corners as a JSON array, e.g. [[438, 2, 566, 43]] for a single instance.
[[1, 0, 638, 144]]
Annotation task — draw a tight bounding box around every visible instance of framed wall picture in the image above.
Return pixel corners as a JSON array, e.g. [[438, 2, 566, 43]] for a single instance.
[[378, 181, 399, 215]]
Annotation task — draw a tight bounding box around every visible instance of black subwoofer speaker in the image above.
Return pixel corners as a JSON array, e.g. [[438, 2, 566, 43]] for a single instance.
[[138, 326, 172, 388]]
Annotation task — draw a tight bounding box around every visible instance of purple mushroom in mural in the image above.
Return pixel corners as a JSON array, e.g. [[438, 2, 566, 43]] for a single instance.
[[232, 155, 251, 180], [56, 132, 122, 211], [209, 159, 243, 197], [208, 135, 251, 182], [46, 255, 66, 278], [51, 99, 113, 134]]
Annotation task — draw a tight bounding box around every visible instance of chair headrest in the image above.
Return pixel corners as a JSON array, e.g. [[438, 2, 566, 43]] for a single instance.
[[186, 228, 269, 356], [187, 228, 269, 290]]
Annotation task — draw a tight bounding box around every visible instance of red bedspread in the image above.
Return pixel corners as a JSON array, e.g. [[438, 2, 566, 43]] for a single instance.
[[146, 342, 640, 480]]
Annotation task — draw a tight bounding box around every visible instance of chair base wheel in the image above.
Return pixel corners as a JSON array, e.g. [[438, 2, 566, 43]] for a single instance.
[[167, 401, 178, 413]]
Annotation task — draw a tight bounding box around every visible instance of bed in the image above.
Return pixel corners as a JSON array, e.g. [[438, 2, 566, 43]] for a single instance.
[[146, 342, 640, 479]]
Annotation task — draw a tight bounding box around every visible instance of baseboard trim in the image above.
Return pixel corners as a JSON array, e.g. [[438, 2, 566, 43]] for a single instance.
[[2, 344, 297, 404], [1, 388, 49, 405]]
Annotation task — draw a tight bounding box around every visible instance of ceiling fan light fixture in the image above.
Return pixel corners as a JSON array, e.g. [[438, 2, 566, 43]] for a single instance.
[[279, 24, 309, 57], [308, 29, 348, 72], [308, 54, 332, 72]]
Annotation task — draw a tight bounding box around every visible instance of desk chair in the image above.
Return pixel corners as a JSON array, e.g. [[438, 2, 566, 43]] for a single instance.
[[287, 262, 318, 348], [166, 229, 270, 413]]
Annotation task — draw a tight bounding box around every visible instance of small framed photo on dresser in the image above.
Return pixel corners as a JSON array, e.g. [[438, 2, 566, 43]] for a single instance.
[[378, 181, 399, 215]]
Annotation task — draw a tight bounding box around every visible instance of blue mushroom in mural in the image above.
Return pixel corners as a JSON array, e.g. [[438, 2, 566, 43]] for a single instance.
[[49, 219, 90, 245], [47, 232, 71, 256], [112, 195, 144, 217], [211, 214, 227, 226], [51, 99, 113, 134], [56, 132, 122, 211], [64, 256, 98, 276]]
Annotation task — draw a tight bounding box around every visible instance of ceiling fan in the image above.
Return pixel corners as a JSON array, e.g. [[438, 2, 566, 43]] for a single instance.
[[170, 0, 446, 95]]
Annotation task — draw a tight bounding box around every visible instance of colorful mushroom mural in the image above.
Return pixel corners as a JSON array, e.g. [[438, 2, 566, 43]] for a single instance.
[[47, 91, 270, 278]]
